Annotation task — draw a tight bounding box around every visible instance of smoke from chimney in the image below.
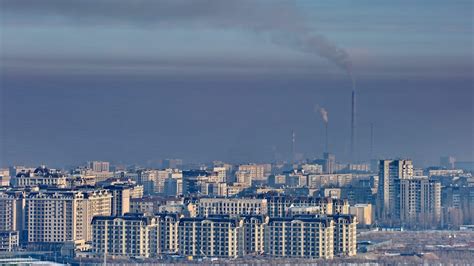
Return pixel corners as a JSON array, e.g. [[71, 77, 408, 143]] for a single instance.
[[315, 105, 329, 153]]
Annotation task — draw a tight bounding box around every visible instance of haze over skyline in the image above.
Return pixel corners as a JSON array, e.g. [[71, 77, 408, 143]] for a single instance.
[[1, 0, 473, 167]]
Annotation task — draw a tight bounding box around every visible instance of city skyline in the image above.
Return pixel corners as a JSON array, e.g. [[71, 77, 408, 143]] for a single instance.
[[1, 0, 473, 166]]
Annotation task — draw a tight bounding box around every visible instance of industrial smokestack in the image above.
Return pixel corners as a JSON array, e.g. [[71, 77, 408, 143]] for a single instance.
[[351, 90, 356, 161], [351, 87, 356, 161], [316, 106, 329, 153], [325, 122, 329, 153], [370, 123, 374, 159], [291, 130, 296, 163]]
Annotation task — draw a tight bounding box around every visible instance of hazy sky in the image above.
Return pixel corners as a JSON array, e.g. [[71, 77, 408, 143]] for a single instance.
[[1, 0, 473, 167]]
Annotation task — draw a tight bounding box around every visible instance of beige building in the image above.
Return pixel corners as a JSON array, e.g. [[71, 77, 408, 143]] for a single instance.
[[178, 216, 243, 258], [226, 184, 247, 196], [26, 190, 85, 243], [92, 213, 179, 258], [80, 189, 112, 242], [349, 204, 373, 226], [155, 213, 179, 253], [0, 191, 26, 232], [241, 215, 267, 255], [87, 161, 110, 172], [238, 164, 266, 182], [264, 216, 335, 259], [26, 188, 111, 243], [332, 215, 357, 256], [235, 170, 252, 187], [0, 169, 10, 186], [324, 188, 342, 199], [195, 198, 268, 216], [212, 167, 227, 183], [92, 213, 160, 258], [307, 174, 353, 188]]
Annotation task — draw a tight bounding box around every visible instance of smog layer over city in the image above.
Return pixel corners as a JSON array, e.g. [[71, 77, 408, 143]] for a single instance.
[[0, 0, 473, 265]]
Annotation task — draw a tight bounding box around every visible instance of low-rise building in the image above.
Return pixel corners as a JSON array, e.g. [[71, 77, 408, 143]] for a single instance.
[[11, 166, 67, 188]]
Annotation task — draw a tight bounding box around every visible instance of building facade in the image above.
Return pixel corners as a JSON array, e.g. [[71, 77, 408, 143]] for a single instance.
[[178, 216, 243, 258], [396, 177, 441, 227], [195, 198, 268, 217], [264, 216, 335, 259], [377, 159, 413, 220], [91, 213, 160, 258]]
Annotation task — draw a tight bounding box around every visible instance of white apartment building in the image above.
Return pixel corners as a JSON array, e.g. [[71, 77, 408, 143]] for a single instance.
[[195, 198, 268, 216]]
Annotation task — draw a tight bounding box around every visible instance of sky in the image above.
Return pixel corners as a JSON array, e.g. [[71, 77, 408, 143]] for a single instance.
[[0, 0, 473, 167]]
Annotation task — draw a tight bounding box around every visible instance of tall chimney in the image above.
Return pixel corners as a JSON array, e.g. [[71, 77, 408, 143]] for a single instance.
[[291, 130, 296, 163], [351, 89, 356, 161], [370, 123, 374, 159], [325, 123, 329, 153]]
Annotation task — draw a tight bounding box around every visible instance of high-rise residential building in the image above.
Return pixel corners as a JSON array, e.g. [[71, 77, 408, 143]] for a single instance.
[[332, 215, 357, 256], [199, 182, 227, 196], [323, 153, 336, 174], [238, 164, 266, 182], [341, 186, 374, 205], [264, 216, 335, 259], [87, 161, 110, 172], [178, 216, 243, 258], [105, 185, 131, 216], [442, 186, 474, 226], [0, 191, 26, 233], [91, 213, 160, 258], [377, 159, 413, 220], [235, 170, 252, 187], [396, 177, 441, 226], [155, 213, 180, 254], [25, 188, 112, 244], [212, 167, 227, 183], [241, 215, 267, 255], [139, 169, 179, 194], [195, 198, 268, 217], [25, 190, 85, 243], [164, 178, 183, 197], [80, 189, 112, 242]]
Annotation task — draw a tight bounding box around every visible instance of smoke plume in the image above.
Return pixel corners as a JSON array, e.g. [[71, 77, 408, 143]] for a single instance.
[[3, 0, 354, 80], [315, 105, 329, 124]]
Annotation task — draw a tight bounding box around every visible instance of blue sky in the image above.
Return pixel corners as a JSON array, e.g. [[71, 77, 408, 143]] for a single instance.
[[1, 0, 473, 167]]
